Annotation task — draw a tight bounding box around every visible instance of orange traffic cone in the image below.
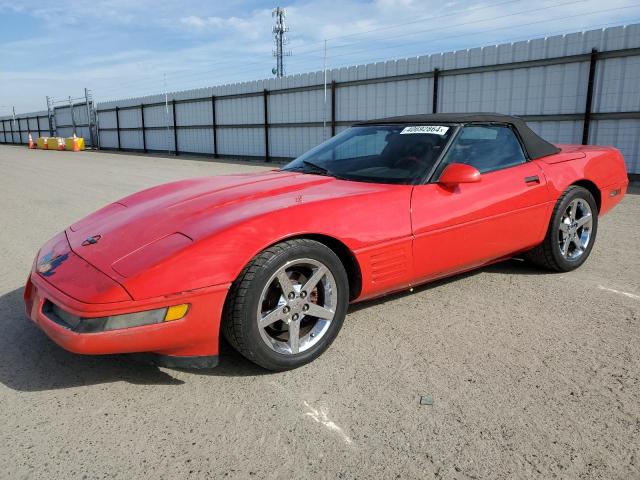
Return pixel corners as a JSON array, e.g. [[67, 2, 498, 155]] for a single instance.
[[72, 134, 79, 152], [58, 137, 65, 151], [28, 133, 35, 149]]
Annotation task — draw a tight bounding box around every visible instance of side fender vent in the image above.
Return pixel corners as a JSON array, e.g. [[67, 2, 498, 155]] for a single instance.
[[369, 246, 409, 284]]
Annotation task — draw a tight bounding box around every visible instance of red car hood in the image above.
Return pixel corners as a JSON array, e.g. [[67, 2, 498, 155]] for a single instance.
[[66, 170, 377, 281]]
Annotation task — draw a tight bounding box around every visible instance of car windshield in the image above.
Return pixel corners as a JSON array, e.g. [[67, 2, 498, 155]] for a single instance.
[[282, 124, 456, 184]]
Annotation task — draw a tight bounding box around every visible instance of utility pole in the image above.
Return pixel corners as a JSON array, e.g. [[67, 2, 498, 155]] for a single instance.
[[271, 7, 291, 77]]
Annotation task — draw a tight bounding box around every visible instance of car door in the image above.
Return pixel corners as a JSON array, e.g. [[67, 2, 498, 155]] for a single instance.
[[410, 124, 551, 282]]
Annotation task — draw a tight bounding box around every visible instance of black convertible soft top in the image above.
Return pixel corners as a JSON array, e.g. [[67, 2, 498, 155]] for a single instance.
[[355, 113, 560, 160]]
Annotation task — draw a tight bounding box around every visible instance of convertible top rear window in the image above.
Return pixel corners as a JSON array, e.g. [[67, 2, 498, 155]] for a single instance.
[[282, 125, 456, 184]]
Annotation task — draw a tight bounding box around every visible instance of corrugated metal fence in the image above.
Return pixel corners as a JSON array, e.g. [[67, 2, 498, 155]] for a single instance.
[[2, 24, 639, 174], [0, 111, 50, 145], [0, 101, 96, 147], [54, 102, 96, 145]]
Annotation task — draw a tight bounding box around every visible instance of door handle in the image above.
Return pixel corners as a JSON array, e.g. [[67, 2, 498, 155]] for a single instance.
[[524, 175, 540, 185]]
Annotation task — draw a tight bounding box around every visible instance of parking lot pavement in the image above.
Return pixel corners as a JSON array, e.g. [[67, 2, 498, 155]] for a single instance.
[[1, 145, 638, 479]]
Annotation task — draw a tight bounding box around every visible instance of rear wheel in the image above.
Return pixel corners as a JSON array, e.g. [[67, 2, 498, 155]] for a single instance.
[[524, 186, 598, 272], [222, 239, 349, 371]]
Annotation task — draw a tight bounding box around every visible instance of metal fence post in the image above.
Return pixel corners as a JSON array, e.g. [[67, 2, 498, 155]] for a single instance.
[[211, 95, 218, 158], [263, 89, 270, 162], [94, 104, 101, 150], [172, 100, 179, 156], [582, 48, 598, 145], [84, 88, 93, 147], [36, 116, 41, 138], [432, 68, 440, 114], [69, 96, 76, 137], [331, 81, 337, 137], [115, 106, 121, 150], [10, 117, 14, 144], [140, 104, 147, 153], [46, 96, 52, 136]]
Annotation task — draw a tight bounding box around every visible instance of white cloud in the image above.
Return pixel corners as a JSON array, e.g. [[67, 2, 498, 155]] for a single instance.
[[180, 15, 208, 29], [176, 11, 271, 40]]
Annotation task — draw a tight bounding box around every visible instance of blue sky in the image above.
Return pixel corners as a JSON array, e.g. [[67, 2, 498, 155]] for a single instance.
[[1, 0, 639, 113]]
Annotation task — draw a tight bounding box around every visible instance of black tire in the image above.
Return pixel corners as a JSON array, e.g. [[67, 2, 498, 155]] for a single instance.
[[222, 239, 349, 371], [524, 186, 598, 272]]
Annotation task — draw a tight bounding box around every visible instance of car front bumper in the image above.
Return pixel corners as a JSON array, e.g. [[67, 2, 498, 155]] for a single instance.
[[24, 270, 230, 367]]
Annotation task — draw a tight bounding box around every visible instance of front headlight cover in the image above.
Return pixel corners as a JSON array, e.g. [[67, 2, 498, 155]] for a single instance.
[[44, 302, 189, 333]]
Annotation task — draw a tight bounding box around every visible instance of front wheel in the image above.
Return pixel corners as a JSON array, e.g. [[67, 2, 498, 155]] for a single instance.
[[222, 239, 349, 371], [524, 185, 598, 272]]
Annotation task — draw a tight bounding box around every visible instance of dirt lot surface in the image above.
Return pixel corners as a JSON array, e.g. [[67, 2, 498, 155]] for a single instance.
[[0, 145, 638, 479]]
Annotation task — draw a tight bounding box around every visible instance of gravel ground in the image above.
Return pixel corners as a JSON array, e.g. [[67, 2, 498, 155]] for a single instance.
[[0, 145, 638, 480]]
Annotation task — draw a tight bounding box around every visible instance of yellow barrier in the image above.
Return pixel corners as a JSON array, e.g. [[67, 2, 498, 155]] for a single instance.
[[37, 137, 49, 150], [47, 137, 65, 150], [65, 137, 85, 151]]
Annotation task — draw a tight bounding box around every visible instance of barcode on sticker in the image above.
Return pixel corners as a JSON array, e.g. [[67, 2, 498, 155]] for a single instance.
[[400, 125, 449, 135]]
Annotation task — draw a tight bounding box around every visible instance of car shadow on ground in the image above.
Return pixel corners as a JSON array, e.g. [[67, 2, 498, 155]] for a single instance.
[[0, 287, 268, 392], [0, 258, 550, 391]]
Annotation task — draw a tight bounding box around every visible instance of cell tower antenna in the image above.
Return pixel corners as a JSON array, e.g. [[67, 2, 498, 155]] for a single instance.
[[272, 7, 291, 77]]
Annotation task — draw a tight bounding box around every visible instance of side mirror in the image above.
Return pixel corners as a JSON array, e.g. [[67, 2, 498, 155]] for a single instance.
[[438, 163, 481, 187]]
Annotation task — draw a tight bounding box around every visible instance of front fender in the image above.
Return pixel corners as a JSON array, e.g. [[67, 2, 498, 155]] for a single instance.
[[120, 185, 413, 300]]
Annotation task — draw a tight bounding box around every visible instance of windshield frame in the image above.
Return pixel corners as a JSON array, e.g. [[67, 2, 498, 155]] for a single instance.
[[281, 123, 462, 185]]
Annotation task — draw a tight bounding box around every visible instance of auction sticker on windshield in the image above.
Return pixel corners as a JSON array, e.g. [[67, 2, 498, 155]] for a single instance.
[[400, 125, 449, 135]]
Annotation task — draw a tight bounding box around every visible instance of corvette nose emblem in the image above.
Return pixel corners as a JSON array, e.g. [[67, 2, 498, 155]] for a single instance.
[[82, 235, 102, 246], [37, 251, 69, 277]]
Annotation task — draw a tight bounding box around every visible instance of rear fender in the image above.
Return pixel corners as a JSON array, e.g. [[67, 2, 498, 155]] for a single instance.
[[536, 146, 628, 215]]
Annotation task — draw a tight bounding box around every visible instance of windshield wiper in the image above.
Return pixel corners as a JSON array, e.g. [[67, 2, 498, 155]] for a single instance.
[[301, 160, 351, 181], [302, 159, 332, 175]]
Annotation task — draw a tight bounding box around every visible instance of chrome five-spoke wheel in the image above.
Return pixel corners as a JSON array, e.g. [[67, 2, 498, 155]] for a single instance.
[[222, 238, 349, 370], [257, 259, 337, 355], [558, 198, 593, 260], [524, 185, 598, 272]]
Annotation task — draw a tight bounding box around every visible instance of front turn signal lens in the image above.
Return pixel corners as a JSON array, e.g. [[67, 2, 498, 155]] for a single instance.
[[164, 304, 190, 322]]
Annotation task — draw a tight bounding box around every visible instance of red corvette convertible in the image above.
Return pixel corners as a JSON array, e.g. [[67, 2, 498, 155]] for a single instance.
[[24, 114, 628, 370]]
